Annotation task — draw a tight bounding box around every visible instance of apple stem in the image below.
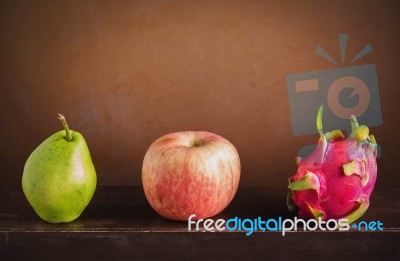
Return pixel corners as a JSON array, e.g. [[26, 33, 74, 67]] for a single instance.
[[57, 114, 72, 141]]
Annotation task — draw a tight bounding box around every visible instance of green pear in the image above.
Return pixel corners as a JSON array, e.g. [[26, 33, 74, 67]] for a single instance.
[[22, 114, 97, 223]]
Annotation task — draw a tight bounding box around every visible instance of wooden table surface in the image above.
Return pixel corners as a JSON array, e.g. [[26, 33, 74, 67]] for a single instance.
[[1, 186, 399, 260]]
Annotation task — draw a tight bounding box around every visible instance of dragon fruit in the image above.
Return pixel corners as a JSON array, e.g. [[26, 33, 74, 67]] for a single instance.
[[287, 106, 378, 224]]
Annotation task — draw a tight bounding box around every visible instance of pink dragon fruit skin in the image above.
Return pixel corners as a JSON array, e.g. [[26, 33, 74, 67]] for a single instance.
[[287, 106, 378, 224]]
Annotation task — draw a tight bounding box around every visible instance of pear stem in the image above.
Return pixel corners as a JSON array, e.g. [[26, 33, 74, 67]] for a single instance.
[[57, 114, 72, 141]]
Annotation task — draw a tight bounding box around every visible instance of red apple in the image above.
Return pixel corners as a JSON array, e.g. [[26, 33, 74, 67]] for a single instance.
[[142, 131, 241, 221]]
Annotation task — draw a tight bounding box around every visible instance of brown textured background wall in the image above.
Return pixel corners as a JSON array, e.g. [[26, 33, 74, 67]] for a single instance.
[[1, 0, 399, 187]]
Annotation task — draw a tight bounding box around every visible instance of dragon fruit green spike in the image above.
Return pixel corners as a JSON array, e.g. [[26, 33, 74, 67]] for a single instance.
[[287, 106, 378, 224]]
